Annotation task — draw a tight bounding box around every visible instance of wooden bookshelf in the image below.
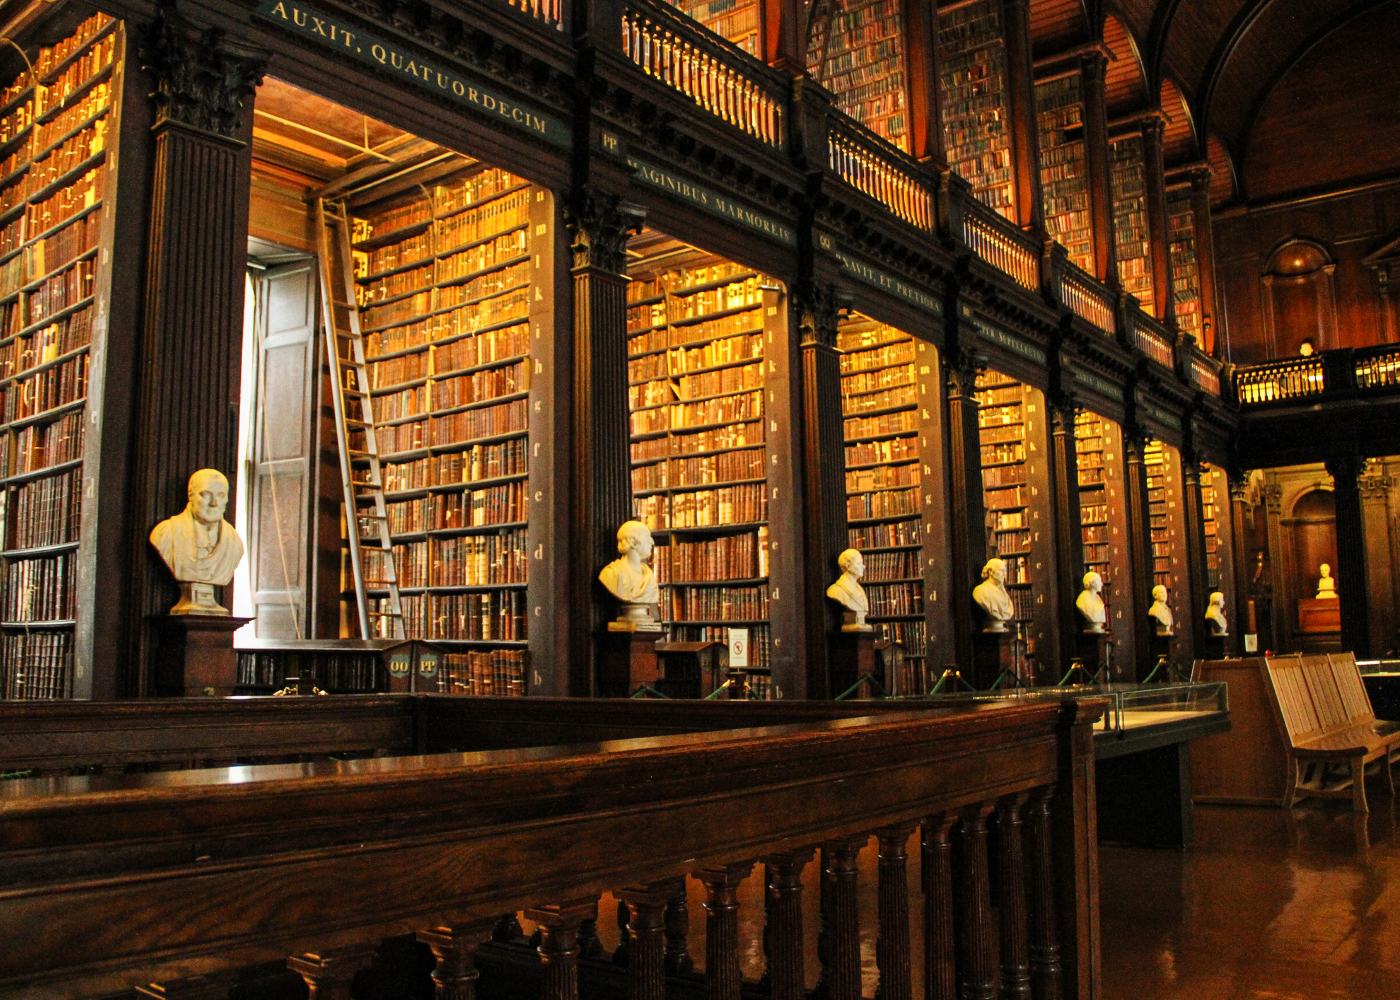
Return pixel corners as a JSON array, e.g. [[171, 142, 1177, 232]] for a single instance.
[[667, 0, 761, 56], [1073, 410, 1134, 645], [1167, 187, 1202, 346], [809, 0, 908, 151], [837, 318, 938, 693], [626, 239, 790, 693], [347, 165, 550, 696], [938, 0, 1015, 219], [0, 13, 123, 699], [1110, 135, 1153, 312], [1035, 73, 1093, 272], [1144, 439, 1191, 633]]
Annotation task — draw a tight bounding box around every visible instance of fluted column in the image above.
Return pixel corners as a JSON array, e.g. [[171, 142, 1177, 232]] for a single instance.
[[1079, 52, 1117, 285], [527, 899, 599, 1000], [1025, 787, 1063, 1000], [417, 920, 496, 1000], [819, 838, 866, 1000], [1049, 398, 1085, 670], [1181, 456, 1208, 661], [1122, 431, 1153, 679], [997, 795, 1032, 1000], [663, 876, 694, 975], [697, 863, 755, 1000], [564, 189, 644, 695], [763, 849, 813, 1000], [288, 945, 376, 1000], [922, 814, 959, 1000], [1228, 472, 1251, 657], [955, 805, 997, 1000], [877, 824, 917, 1000], [619, 884, 673, 1000], [1326, 453, 1374, 656], [946, 351, 988, 671]]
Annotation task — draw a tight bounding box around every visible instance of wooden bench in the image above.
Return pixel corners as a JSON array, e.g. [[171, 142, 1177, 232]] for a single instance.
[[1263, 652, 1400, 813]]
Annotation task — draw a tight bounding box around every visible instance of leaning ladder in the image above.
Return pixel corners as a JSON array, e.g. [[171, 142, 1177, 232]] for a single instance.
[[315, 197, 406, 640]]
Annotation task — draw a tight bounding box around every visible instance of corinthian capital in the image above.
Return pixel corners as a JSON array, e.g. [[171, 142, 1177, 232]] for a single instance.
[[141, 3, 265, 137]]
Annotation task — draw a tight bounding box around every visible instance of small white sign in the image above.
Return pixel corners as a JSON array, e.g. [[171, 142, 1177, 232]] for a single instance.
[[728, 628, 750, 668], [1244, 633, 1258, 653]]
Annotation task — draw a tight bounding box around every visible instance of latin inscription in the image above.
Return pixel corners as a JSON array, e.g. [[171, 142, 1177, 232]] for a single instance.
[[626, 157, 796, 246]]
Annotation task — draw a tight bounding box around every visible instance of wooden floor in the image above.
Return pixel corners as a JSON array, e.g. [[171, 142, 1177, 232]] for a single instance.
[[1102, 802, 1400, 999]]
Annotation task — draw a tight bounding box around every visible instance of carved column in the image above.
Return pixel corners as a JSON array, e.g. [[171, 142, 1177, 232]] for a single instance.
[[922, 815, 958, 1000], [1326, 454, 1377, 656], [1001, 0, 1044, 232], [1359, 473, 1396, 657], [762, 0, 803, 71], [1079, 51, 1117, 285], [877, 824, 916, 1000], [697, 863, 755, 1000], [288, 946, 376, 1000], [903, 0, 945, 163], [662, 876, 694, 975], [564, 190, 643, 696], [1187, 168, 1220, 355], [1025, 787, 1063, 1000], [618, 884, 673, 1000], [997, 795, 1032, 1000], [527, 899, 598, 1000], [1122, 431, 1154, 678], [954, 805, 998, 1000], [763, 849, 813, 1000], [417, 921, 496, 1000], [945, 350, 988, 672], [1229, 472, 1252, 656], [1049, 397, 1085, 671], [1261, 481, 1287, 652], [819, 839, 865, 1000], [129, 8, 263, 694], [1139, 116, 1174, 328], [1181, 454, 1208, 662], [796, 282, 847, 697]]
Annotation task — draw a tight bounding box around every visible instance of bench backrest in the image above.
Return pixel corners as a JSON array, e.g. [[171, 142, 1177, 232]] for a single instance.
[[1325, 651, 1377, 727], [1263, 652, 1378, 749], [1299, 653, 1354, 730], [1265, 654, 1330, 745]]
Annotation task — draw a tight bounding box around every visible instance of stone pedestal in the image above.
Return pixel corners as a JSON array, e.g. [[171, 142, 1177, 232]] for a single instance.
[[153, 614, 250, 697], [597, 629, 664, 697], [971, 631, 1009, 690], [830, 630, 877, 698]]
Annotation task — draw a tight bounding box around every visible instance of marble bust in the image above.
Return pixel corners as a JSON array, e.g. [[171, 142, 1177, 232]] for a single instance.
[[149, 468, 245, 615], [1315, 563, 1338, 599], [1148, 583, 1175, 637], [599, 519, 661, 631], [972, 557, 1015, 633], [1205, 591, 1228, 637], [826, 548, 871, 632], [1076, 571, 1107, 633]]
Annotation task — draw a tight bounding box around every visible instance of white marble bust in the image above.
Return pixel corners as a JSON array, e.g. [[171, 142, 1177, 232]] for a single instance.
[[1205, 591, 1228, 637], [149, 468, 245, 615], [972, 557, 1015, 633], [826, 548, 871, 632], [1315, 563, 1338, 599], [1148, 583, 1175, 637], [1076, 571, 1107, 633], [599, 519, 661, 631]]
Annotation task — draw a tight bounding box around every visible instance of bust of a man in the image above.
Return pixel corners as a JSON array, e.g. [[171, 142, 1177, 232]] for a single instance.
[[1205, 591, 1228, 636], [1148, 583, 1175, 636], [826, 548, 871, 632], [972, 557, 1015, 632], [1315, 563, 1338, 599], [149, 468, 245, 615], [600, 519, 661, 630], [1076, 571, 1107, 633]]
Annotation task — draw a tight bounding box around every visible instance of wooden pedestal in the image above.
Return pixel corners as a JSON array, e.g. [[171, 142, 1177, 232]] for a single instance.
[[1297, 598, 1341, 634], [830, 630, 877, 698], [597, 630, 663, 698], [971, 631, 1008, 690], [1074, 631, 1109, 677], [153, 614, 250, 697]]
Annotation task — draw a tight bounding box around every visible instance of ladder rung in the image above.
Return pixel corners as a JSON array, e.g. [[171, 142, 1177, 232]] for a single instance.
[[367, 610, 404, 619], [356, 511, 388, 520]]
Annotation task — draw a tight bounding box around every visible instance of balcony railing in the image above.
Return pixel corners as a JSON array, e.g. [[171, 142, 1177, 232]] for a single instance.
[[827, 112, 935, 231], [1058, 263, 1116, 336], [1188, 350, 1222, 396], [621, 0, 786, 149], [1128, 309, 1175, 369], [1233, 355, 1327, 405], [962, 197, 1039, 292], [1233, 344, 1400, 407], [507, 0, 564, 28], [1355, 344, 1400, 390]]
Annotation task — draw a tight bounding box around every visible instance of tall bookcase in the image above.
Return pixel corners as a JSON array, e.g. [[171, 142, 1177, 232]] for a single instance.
[[0, 13, 123, 699], [1166, 187, 1201, 346], [626, 241, 793, 688], [1199, 462, 1234, 629], [1035, 73, 1093, 271], [809, 0, 908, 151], [938, 0, 1015, 219], [1110, 135, 1153, 312], [1074, 410, 1133, 643], [1144, 439, 1190, 633], [667, 0, 760, 55], [975, 369, 1054, 662], [348, 165, 552, 696], [837, 318, 938, 692]]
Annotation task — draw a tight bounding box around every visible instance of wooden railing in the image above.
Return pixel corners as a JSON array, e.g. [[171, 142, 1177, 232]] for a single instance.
[[961, 197, 1040, 291], [1188, 349, 1222, 396], [1058, 263, 1116, 336], [1128, 309, 1175, 369], [506, 0, 564, 29], [0, 695, 1104, 1000], [621, 0, 786, 148], [827, 112, 935, 231], [1233, 355, 1327, 405], [1354, 344, 1400, 391]]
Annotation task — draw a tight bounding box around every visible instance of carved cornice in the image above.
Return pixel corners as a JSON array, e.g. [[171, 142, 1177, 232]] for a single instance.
[[564, 189, 645, 274], [1359, 475, 1395, 500], [141, 4, 265, 138]]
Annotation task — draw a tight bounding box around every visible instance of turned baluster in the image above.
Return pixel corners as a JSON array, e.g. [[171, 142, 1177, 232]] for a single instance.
[[288, 944, 377, 1000], [955, 804, 998, 1000], [820, 837, 866, 1000], [997, 794, 1032, 1000], [696, 862, 754, 1000], [417, 919, 496, 1000], [577, 895, 604, 960], [1026, 786, 1063, 1000], [618, 883, 673, 1000], [877, 823, 917, 1000], [923, 814, 959, 1000], [526, 899, 598, 1000], [136, 974, 236, 999], [614, 896, 631, 965], [763, 849, 813, 1000], [662, 875, 694, 975]]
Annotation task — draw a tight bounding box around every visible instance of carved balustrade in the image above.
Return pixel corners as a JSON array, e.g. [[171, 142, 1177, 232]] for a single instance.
[[1057, 261, 1117, 337], [826, 111, 936, 231], [1232, 354, 1327, 405], [961, 196, 1040, 292], [1126, 308, 1176, 370]]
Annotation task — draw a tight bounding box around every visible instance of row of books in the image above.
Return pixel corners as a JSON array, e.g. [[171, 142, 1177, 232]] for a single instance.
[[844, 408, 919, 440], [629, 360, 763, 409], [23, 254, 95, 325], [385, 481, 528, 534], [0, 630, 71, 699], [849, 519, 921, 549], [866, 581, 924, 617], [626, 261, 752, 303], [654, 529, 768, 582], [433, 649, 527, 696], [631, 446, 764, 492], [843, 384, 917, 416], [4, 551, 74, 621], [646, 482, 768, 529], [629, 309, 763, 354], [419, 590, 527, 641], [629, 420, 763, 461], [359, 193, 529, 276], [630, 388, 763, 435], [982, 464, 1026, 491], [7, 408, 84, 475], [382, 439, 527, 493], [842, 365, 914, 395], [376, 398, 528, 455], [236, 651, 381, 692], [847, 485, 918, 520], [629, 335, 764, 380], [359, 228, 526, 303], [667, 583, 769, 622], [1167, 188, 1202, 345], [845, 463, 920, 493], [1035, 74, 1093, 271], [361, 261, 527, 331], [351, 168, 524, 242], [846, 436, 918, 467], [2, 308, 93, 384], [363, 289, 529, 356], [1110, 135, 1154, 311], [370, 529, 530, 588], [10, 467, 82, 548]]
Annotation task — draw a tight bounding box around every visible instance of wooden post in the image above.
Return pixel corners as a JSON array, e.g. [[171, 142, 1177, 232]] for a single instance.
[[1229, 471, 1252, 657], [1122, 430, 1153, 680], [1186, 168, 1219, 355], [903, 0, 945, 163], [763, 849, 813, 1000], [527, 899, 599, 1000], [762, 0, 803, 72], [1052, 703, 1103, 1000], [1050, 398, 1086, 673], [697, 862, 755, 1000], [954, 804, 998, 1000], [945, 348, 988, 673], [1359, 472, 1396, 658], [922, 814, 958, 1000], [1025, 786, 1064, 1000], [618, 884, 673, 1000], [819, 839, 865, 1000], [1326, 453, 1373, 656], [997, 794, 1032, 1000], [1181, 452, 1209, 661], [1079, 52, 1117, 286], [662, 875, 694, 975], [1139, 116, 1174, 328], [417, 920, 496, 1000], [1001, 0, 1045, 233], [876, 824, 916, 1000]]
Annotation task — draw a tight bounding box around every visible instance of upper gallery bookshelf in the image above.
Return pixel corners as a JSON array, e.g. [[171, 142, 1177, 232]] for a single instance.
[[1035, 72, 1093, 272], [1074, 410, 1133, 646], [837, 317, 937, 692], [1144, 438, 1190, 636], [808, 0, 908, 151], [1167, 186, 1202, 346], [626, 235, 795, 689], [345, 162, 552, 696], [938, 0, 1015, 219], [0, 13, 123, 699], [666, 0, 761, 55], [1200, 462, 1225, 593], [1110, 135, 1153, 312]]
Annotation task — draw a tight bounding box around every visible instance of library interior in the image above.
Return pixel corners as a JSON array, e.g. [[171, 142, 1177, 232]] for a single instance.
[[1, 0, 1399, 998]]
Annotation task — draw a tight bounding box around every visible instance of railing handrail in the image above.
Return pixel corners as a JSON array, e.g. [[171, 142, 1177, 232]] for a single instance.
[[1057, 260, 1117, 336], [1128, 307, 1175, 368], [826, 106, 936, 232], [961, 196, 1040, 292]]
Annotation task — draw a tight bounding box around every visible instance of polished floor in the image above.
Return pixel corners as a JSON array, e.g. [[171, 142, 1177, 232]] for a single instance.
[[1101, 802, 1400, 1000]]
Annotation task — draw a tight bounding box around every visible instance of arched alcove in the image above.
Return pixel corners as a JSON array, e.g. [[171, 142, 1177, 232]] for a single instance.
[[1262, 238, 1340, 357]]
